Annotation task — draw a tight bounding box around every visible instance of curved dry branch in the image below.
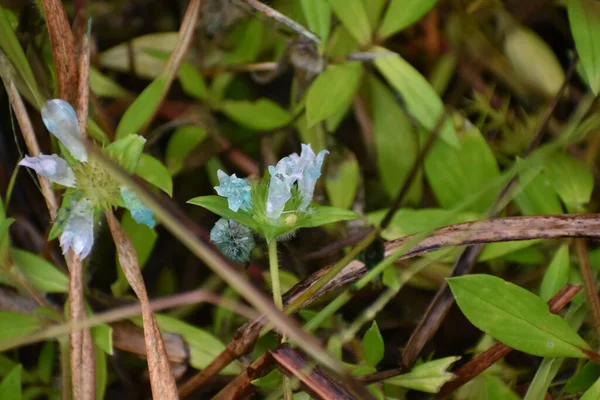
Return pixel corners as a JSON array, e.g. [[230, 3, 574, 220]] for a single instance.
[[179, 213, 600, 396]]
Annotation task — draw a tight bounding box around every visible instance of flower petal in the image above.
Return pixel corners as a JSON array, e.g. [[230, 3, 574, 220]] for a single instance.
[[120, 187, 156, 228], [42, 99, 87, 162], [297, 144, 329, 211], [60, 197, 94, 259], [214, 170, 252, 212], [19, 154, 77, 187], [210, 218, 255, 263]]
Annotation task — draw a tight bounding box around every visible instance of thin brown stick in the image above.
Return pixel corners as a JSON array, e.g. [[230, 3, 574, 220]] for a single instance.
[[66, 250, 95, 400], [0, 54, 95, 399], [271, 344, 375, 400], [105, 211, 178, 399], [71, 15, 96, 399], [212, 353, 273, 400], [41, 0, 77, 102], [178, 214, 600, 396], [238, 0, 320, 44], [433, 283, 582, 398], [0, 58, 58, 217], [575, 239, 600, 338], [75, 17, 91, 141], [138, 0, 202, 135], [401, 54, 579, 369]]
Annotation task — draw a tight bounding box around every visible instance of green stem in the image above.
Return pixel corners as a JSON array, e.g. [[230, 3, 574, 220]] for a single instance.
[[268, 239, 283, 310]]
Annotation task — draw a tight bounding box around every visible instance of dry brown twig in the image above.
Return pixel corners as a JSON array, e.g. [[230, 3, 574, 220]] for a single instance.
[[105, 211, 178, 399], [0, 47, 95, 398]]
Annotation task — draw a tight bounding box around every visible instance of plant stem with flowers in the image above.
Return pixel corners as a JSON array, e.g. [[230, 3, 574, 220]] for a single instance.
[[190, 143, 359, 309]]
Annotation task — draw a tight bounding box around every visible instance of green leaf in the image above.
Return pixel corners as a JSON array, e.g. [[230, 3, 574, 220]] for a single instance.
[[297, 114, 327, 154], [104, 134, 146, 174], [300, 0, 332, 44], [372, 46, 457, 147], [362, 321, 384, 367], [328, 0, 371, 45], [187, 196, 259, 232], [363, 0, 387, 28], [222, 19, 265, 65], [515, 161, 563, 215], [10, 249, 69, 293], [165, 125, 207, 176], [504, 26, 565, 98], [296, 205, 359, 229], [567, 0, 600, 95], [581, 376, 600, 400], [115, 71, 169, 139], [99, 32, 179, 78], [0, 312, 41, 342], [483, 375, 520, 400], [220, 98, 291, 131], [385, 356, 459, 393], [95, 347, 107, 400], [306, 62, 362, 126], [564, 361, 600, 393], [91, 324, 113, 356], [179, 61, 208, 100], [136, 154, 173, 196], [0, 365, 21, 400], [252, 369, 282, 388], [448, 274, 590, 358], [0, 355, 33, 383], [543, 151, 593, 210], [89, 67, 131, 99], [425, 127, 499, 212], [145, 49, 208, 101], [327, 25, 359, 57], [0, 7, 41, 107], [112, 211, 158, 296], [0, 215, 13, 270], [369, 74, 421, 201], [87, 119, 110, 145], [48, 188, 78, 241], [479, 240, 541, 262], [133, 313, 240, 374], [36, 342, 54, 384], [325, 151, 359, 209], [378, 0, 436, 39], [540, 244, 570, 302]]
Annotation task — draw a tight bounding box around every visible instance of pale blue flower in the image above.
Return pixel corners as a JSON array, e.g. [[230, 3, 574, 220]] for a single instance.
[[266, 143, 328, 219], [210, 218, 255, 263], [42, 99, 87, 162], [19, 154, 77, 187], [120, 187, 156, 228], [18, 99, 157, 260], [60, 197, 94, 259], [214, 170, 252, 212]]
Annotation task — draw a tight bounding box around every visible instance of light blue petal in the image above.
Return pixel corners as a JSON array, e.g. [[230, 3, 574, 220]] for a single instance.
[[210, 218, 255, 263], [214, 170, 252, 212], [266, 158, 294, 219], [297, 144, 328, 210], [42, 99, 88, 162], [19, 154, 77, 187], [60, 197, 94, 259], [120, 187, 156, 228]]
